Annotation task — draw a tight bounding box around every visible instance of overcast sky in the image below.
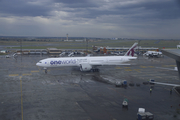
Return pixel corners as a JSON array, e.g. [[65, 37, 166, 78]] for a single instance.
[[0, 0, 180, 39]]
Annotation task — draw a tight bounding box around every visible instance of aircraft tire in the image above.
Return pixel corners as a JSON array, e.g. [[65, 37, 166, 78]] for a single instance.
[[92, 69, 99, 72]]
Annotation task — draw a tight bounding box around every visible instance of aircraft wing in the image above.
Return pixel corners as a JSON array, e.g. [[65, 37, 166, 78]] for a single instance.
[[149, 81, 180, 87], [156, 67, 178, 71]]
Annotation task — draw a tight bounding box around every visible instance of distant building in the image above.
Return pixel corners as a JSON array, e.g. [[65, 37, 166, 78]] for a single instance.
[[0, 50, 8, 53], [177, 45, 180, 49], [111, 38, 118, 40], [75, 40, 84, 42], [93, 46, 159, 54], [46, 48, 62, 56]]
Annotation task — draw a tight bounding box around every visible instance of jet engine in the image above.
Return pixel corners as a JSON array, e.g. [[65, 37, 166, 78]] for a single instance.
[[80, 63, 92, 71]]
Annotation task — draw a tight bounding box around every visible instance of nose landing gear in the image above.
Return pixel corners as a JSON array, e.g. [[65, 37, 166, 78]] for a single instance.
[[44, 68, 47, 74]]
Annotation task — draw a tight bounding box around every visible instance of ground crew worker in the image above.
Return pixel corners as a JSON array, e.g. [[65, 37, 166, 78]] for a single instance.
[[150, 88, 152, 93], [170, 89, 172, 95]]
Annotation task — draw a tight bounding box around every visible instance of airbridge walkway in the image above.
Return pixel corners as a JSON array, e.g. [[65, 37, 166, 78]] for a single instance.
[[162, 49, 180, 95], [162, 49, 180, 79]]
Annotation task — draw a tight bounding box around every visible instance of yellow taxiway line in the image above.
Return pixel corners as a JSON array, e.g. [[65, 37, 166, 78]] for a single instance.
[[20, 76, 23, 120], [31, 70, 39, 73], [9, 74, 19, 77], [22, 73, 32, 76]]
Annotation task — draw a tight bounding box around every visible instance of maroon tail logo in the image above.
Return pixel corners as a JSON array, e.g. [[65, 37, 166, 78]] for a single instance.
[[127, 45, 137, 56]]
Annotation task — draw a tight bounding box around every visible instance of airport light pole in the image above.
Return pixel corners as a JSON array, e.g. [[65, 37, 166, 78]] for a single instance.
[[86, 38, 88, 54], [138, 40, 141, 58]]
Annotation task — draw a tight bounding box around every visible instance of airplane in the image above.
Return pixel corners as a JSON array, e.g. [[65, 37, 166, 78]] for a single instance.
[[68, 52, 74, 57], [36, 42, 138, 73], [59, 52, 66, 57], [143, 51, 163, 57]]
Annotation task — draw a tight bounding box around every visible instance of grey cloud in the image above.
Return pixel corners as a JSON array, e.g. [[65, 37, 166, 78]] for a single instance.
[[0, 0, 179, 20], [51, 0, 180, 22], [78, 0, 180, 20], [0, 0, 52, 17], [0, 0, 180, 38], [54, 0, 90, 4]]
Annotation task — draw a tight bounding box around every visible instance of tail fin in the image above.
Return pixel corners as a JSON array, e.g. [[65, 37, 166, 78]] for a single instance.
[[124, 42, 138, 57]]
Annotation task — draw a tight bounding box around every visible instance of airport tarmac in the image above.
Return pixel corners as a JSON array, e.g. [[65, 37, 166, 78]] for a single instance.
[[0, 55, 180, 120]]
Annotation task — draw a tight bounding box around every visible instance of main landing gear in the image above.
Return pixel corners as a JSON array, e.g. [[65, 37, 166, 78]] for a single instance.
[[92, 68, 99, 72]]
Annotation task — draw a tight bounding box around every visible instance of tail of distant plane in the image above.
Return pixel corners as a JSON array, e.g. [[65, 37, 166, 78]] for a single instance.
[[124, 42, 138, 57]]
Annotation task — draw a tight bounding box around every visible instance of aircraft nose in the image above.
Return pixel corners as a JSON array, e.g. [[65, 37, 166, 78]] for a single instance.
[[36, 63, 39, 66]]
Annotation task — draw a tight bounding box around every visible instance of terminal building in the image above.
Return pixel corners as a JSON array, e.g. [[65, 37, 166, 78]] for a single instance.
[[16, 49, 47, 55], [46, 48, 62, 56], [93, 46, 159, 54]]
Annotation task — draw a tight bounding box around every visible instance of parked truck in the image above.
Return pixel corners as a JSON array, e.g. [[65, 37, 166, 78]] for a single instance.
[[115, 80, 127, 87]]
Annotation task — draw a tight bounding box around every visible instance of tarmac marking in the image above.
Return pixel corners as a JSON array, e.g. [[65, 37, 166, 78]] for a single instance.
[[134, 69, 141, 72], [124, 67, 130, 68], [115, 66, 122, 69], [156, 76, 162, 78], [125, 69, 132, 71], [148, 66, 154, 68], [31, 71, 39, 73], [37, 67, 43, 71], [20, 76, 24, 120], [0, 69, 8, 71], [22, 73, 32, 76], [9, 74, 19, 77], [162, 65, 176, 67], [140, 66, 147, 68]]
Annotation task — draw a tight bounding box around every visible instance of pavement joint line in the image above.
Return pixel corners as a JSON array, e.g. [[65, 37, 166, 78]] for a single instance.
[[20, 76, 23, 120]]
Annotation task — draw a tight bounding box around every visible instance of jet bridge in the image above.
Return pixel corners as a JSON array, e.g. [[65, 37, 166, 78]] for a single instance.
[[161, 49, 180, 79]]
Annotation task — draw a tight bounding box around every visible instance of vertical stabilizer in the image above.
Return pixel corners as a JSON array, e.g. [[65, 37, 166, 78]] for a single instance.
[[124, 42, 138, 57]]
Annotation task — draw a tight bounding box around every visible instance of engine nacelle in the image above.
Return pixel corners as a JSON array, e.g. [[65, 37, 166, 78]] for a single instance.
[[80, 63, 92, 71]]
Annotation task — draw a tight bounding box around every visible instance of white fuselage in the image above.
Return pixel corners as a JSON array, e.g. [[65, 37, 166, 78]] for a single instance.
[[36, 56, 137, 68], [36, 42, 138, 71]]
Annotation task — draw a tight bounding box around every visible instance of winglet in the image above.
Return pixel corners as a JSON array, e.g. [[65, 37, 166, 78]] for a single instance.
[[124, 42, 138, 57]]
